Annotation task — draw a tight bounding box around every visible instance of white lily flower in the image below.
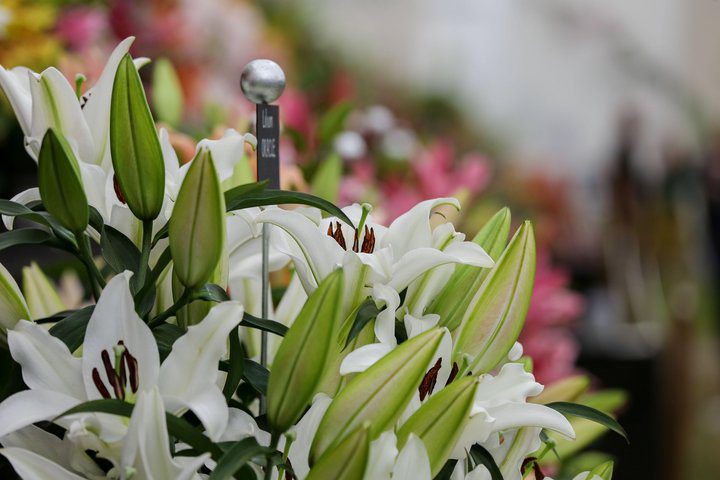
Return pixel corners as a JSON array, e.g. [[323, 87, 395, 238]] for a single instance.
[[0, 271, 243, 468]]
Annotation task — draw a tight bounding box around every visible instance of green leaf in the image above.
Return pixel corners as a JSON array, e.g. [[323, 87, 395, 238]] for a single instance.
[[311, 153, 342, 203], [452, 221, 536, 374], [317, 102, 352, 146], [152, 57, 184, 127], [56, 399, 224, 460], [243, 359, 268, 396], [310, 327, 445, 462], [193, 283, 230, 303], [546, 402, 628, 443], [397, 376, 479, 476], [468, 444, 503, 480], [225, 190, 353, 227], [152, 322, 184, 361], [344, 297, 381, 348], [307, 424, 369, 480], [0, 229, 61, 253], [110, 54, 165, 221], [208, 437, 269, 480], [101, 225, 141, 275], [267, 269, 344, 433], [433, 207, 511, 331], [241, 313, 287, 337], [48, 305, 94, 351], [37, 129, 89, 233], [222, 328, 244, 401], [169, 147, 226, 288]]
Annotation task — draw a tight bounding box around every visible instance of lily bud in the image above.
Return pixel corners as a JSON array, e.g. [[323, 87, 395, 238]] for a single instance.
[[453, 221, 536, 374], [311, 153, 342, 203], [306, 423, 370, 480], [169, 147, 226, 288], [110, 54, 165, 221], [37, 129, 89, 233], [397, 376, 479, 476], [531, 375, 591, 404], [152, 58, 183, 127], [0, 263, 30, 346], [267, 269, 344, 433], [432, 207, 511, 331], [310, 327, 445, 463], [22, 262, 66, 319], [586, 460, 614, 480]]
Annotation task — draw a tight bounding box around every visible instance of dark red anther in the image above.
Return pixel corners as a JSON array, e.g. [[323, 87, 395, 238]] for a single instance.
[[327, 222, 347, 250], [125, 350, 140, 393], [352, 228, 359, 252], [101, 350, 123, 400], [92, 368, 111, 399], [419, 358, 442, 401], [113, 175, 126, 205], [360, 226, 375, 253], [446, 362, 459, 386]]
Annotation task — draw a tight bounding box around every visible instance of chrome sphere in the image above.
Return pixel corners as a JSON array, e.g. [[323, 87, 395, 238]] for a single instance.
[[240, 59, 286, 104]]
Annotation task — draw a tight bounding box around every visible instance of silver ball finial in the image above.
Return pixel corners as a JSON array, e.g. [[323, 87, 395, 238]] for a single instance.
[[240, 59, 286, 104]]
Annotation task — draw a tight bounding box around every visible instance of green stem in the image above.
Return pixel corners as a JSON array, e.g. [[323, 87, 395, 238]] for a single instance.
[[75, 232, 104, 301], [148, 288, 193, 327], [277, 432, 295, 479], [264, 433, 280, 480], [136, 219, 153, 289]]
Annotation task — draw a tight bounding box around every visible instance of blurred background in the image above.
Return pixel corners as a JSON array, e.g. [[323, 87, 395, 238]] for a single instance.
[[1, 1, 720, 478]]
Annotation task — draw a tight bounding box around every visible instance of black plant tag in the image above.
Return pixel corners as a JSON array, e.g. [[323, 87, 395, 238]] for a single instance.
[[256, 103, 280, 189]]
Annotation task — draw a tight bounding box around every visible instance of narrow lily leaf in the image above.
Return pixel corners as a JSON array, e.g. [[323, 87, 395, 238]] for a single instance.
[[243, 359, 269, 396], [152, 323, 184, 361], [48, 305, 94, 352], [193, 283, 230, 303], [101, 225, 140, 275], [453, 221, 536, 374], [344, 297, 381, 348], [267, 269, 344, 433], [110, 54, 165, 221], [169, 147, 226, 288], [546, 402, 628, 443], [222, 329, 244, 401], [225, 190, 353, 227], [468, 444, 503, 480], [55, 399, 224, 460], [208, 437, 269, 480], [433, 207, 511, 331], [152, 57, 184, 127], [241, 313, 288, 337], [0, 262, 30, 341], [311, 153, 342, 203], [588, 460, 614, 480], [310, 327, 445, 462], [0, 200, 55, 230], [37, 129, 88, 233], [0, 229, 61, 252], [397, 376, 479, 476], [318, 102, 352, 146], [307, 424, 369, 480], [21, 262, 66, 318]]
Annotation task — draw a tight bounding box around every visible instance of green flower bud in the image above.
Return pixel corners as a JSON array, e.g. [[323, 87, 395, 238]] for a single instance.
[[432, 207, 511, 331], [310, 327, 445, 463], [306, 423, 370, 480], [0, 263, 30, 347], [268, 269, 344, 433], [397, 376, 479, 476], [37, 129, 89, 233], [453, 221, 536, 374], [311, 153, 342, 203], [22, 262, 66, 319], [110, 54, 165, 221], [152, 58, 184, 127], [588, 460, 614, 480], [168, 148, 225, 288], [531, 375, 591, 404]]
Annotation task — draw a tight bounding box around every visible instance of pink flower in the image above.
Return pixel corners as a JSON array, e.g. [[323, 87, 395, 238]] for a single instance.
[[520, 328, 579, 385], [56, 7, 108, 51]]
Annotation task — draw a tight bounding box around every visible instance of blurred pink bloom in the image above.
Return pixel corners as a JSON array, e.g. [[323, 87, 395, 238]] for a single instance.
[[521, 328, 579, 385], [280, 88, 313, 140], [56, 7, 108, 51], [414, 141, 491, 199]]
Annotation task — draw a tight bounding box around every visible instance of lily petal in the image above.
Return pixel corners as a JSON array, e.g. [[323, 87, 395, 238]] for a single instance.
[[488, 403, 575, 439], [1, 447, 86, 480], [364, 431, 398, 480], [392, 434, 432, 480], [0, 389, 79, 438], [339, 342, 394, 375], [389, 247, 487, 292], [372, 284, 400, 346], [288, 394, 332, 479], [382, 198, 460, 258], [158, 301, 243, 440], [8, 320, 84, 397], [82, 272, 160, 399], [0, 66, 33, 136], [2, 188, 40, 230]]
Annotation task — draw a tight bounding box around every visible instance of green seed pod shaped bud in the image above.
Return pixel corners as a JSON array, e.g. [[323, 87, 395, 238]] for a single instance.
[[306, 423, 370, 480], [310, 327, 445, 463], [37, 129, 89, 233], [169, 148, 225, 288], [432, 207, 511, 331], [397, 376, 479, 476], [110, 54, 165, 221], [0, 262, 30, 347], [267, 268, 344, 433], [452, 221, 536, 374]]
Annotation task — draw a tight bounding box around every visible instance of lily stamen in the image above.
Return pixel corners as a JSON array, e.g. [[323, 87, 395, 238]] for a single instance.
[[92, 341, 140, 400]]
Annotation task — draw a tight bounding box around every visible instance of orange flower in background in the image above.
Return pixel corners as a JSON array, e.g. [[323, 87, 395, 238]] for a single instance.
[[0, 0, 60, 70]]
